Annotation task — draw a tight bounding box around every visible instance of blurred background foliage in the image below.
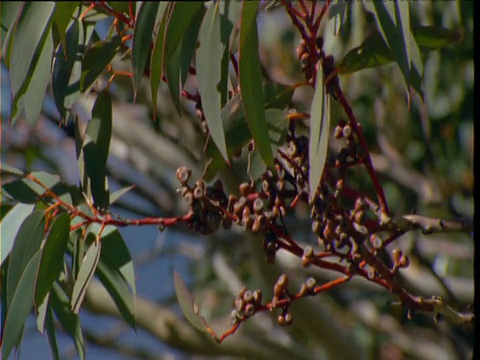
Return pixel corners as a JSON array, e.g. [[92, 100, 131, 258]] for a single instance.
[[1, 1, 473, 359]]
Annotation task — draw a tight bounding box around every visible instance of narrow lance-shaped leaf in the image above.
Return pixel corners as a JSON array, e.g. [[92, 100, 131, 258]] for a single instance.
[[132, 2, 160, 94], [163, 2, 204, 112], [35, 213, 71, 308], [0, 203, 35, 265], [1, 251, 42, 360], [50, 282, 85, 360], [197, 2, 228, 162], [173, 270, 210, 333], [23, 28, 53, 126], [308, 62, 330, 203], [150, 2, 170, 114], [71, 236, 102, 313], [7, 2, 55, 124], [6, 210, 45, 307], [239, 1, 274, 167], [81, 91, 112, 208], [95, 227, 136, 329]]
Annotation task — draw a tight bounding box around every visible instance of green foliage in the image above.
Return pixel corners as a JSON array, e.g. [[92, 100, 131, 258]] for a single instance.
[[0, 1, 471, 359]]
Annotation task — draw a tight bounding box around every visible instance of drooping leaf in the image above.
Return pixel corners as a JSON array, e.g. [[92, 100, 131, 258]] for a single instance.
[[363, 2, 424, 98], [6, 210, 45, 307], [45, 305, 61, 360], [163, 1, 204, 112], [23, 28, 53, 125], [150, 3, 170, 113], [35, 213, 71, 308], [7, 2, 55, 124], [0, 162, 24, 177], [239, 1, 273, 167], [50, 282, 85, 360], [173, 270, 209, 333], [51, 20, 85, 120], [179, 5, 205, 88], [2, 171, 73, 205], [0, 2, 22, 57], [413, 25, 463, 50], [1, 250, 42, 360], [80, 90, 112, 208], [308, 63, 330, 203], [204, 82, 293, 180], [0, 203, 35, 265], [71, 236, 101, 313], [109, 185, 135, 205], [81, 35, 121, 91], [36, 291, 50, 333], [51, 2, 80, 49], [197, 2, 228, 162], [96, 228, 136, 329], [132, 2, 160, 94]]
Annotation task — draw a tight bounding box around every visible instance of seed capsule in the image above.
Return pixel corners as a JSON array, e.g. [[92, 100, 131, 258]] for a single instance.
[[176, 166, 191, 185]]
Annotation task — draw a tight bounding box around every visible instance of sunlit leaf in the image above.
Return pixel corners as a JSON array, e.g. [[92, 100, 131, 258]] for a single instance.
[[173, 270, 209, 332], [23, 29, 53, 125], [35, 213, 71, 307], [413, 25, 463, 50], [132, 2, 160, 94], [81, 90, 112, 208], [81, 36, 121, 92], [1, 250, 42, 360], [96, 228, 136, 329], [150, 3, 170, 113], [50, 282, 85, 360], [163, 1, 204, 112], [0, 203, 35, 265], [308, 63, 330, 203], [7, 2, 55, 124], [197, 2, 228, 162], [6, 210, 45, 306], [51, 2, 80, 49], [109, 185, 135, 205], [239, 1, 273, 167], [71, 236, 101, 313]]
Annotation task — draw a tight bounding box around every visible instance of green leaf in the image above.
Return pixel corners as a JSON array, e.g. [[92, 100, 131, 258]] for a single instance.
[[197, 2, 228, 162], [308, 63, 330, 203], [81, 36, 121, 92], [7, 2, 55, 124], [1, 250, 42, 360], [150, 3, 170, 113], [45, 305, 61, 360], [413, 25, 463, 50], [96, 228, 136, 329], [6, 210, 45, 307], [204, 85, 292, 180], [132, 2, 160, 93], [50, 282, 85, 360], [0, 162, 24, 177], [248, 109, 288, 180], [179, 6, 205, 88], [35, 213, 71, 307], [71, 236, 101, 313], [163, 1, 204, 111], [51, 2, 80, 49], [109, 185, 135, 205], [2, 171, 72, 205], [0, 203, 35, 265], [173, 270, 209, 333], [51, 20, 85, 120], [0, 2, 22, 57], [80, 90, 112, 208], [36, 291, 49, 333], [365, 2, 423, 98], [239, 1, 273, 167], [22, 28, 53, 126]]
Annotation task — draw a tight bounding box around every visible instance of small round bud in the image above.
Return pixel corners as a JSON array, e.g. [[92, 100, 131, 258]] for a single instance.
[[243, 290, 253, 302], [284, 312, 293, 325], [239, 182, 251, 196], [176, 166, 191, 185], [235, 298, 244, 312], [300, 52, 310, 68], [245, 303, 255, 316], [342, 124, 352, 138], [253, 290, 262, 305], [305, 277, 316, 291], [253, 198, 264, 214], [334, 125, 343, 139], [277, 315, 285, 326]]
